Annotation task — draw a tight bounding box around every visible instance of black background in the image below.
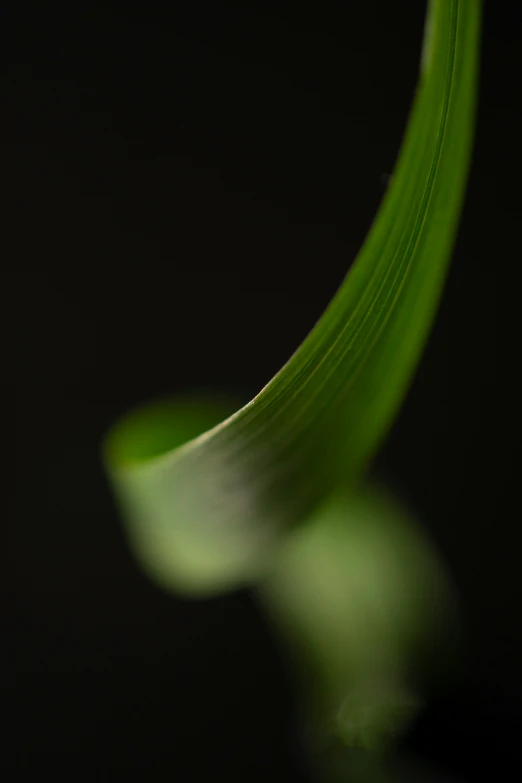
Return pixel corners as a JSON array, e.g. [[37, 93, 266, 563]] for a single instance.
[[6, 1, 520, 780]]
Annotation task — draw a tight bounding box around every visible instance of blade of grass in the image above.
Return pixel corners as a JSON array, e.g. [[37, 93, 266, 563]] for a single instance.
[[103, 0, 480, 595]]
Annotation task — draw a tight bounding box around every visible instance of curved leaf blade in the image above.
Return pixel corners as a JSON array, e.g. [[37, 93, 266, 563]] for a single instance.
[[104, 0, 480, 595]]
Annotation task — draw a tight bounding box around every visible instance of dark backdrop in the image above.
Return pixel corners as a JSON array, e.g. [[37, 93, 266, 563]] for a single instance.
[[6, 1, 519, 780]]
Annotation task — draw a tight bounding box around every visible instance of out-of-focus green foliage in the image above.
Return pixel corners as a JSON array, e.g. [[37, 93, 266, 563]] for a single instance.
[[258, 485, 458, 753]]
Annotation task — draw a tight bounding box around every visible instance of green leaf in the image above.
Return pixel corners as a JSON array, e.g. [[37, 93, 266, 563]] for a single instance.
[[103, 0, 481, 596]]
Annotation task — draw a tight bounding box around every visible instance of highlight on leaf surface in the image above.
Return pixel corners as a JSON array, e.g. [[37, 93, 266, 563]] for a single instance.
[[103, 0, 480, 596]]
